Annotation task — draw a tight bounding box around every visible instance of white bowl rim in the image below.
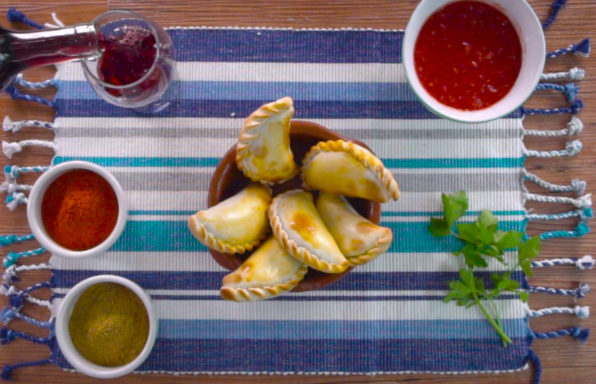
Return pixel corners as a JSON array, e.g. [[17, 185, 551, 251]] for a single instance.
[[55, 274, 158, 379], [402, 0, 546, 123], [27, 160, 128, 259]]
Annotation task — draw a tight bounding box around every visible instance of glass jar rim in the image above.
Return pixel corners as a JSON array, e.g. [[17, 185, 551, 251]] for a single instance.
[[81, 10, 163, 90]]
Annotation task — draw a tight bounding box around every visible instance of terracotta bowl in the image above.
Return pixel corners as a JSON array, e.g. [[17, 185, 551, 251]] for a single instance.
[[208, 120, 381, 292]]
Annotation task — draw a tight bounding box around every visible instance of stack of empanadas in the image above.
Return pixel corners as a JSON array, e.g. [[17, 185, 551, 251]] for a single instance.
[[189, 97, 400, 302]]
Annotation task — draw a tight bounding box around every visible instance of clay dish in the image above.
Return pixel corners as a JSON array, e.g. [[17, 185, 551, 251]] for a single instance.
[[208, 120, 381, 292]]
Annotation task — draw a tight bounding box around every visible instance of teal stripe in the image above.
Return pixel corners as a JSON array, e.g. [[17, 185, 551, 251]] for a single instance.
[[53, 157, 220, 167], [158, 319, 528, 340], [54, 156, 523, 169], [111, 220, 525, 252]]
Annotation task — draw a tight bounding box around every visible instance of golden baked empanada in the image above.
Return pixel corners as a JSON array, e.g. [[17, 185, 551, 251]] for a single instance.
[[188, 184, 271, 254], [221, 237, 308, 302], [236, 97, 298, 184], [269, 189, 349, 273], [316, 192, 392, 266], [301, 140, 400, 203]]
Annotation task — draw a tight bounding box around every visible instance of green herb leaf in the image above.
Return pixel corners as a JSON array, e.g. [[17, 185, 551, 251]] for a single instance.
[[430, 191, 468, 237], [430, 191, 540, 347], [443, 191, 468, 225], [495, 231, 524, 250], [428, 218, 450, 237]]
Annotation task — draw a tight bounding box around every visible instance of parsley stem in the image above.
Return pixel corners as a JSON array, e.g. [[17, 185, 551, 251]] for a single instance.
[[472, 292, 512, 345]]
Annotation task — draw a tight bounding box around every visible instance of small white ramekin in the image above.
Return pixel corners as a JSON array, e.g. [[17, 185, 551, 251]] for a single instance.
[[27, 160, 128, 258], [55, 275, 158, 379], [403, 0, 546, 123]]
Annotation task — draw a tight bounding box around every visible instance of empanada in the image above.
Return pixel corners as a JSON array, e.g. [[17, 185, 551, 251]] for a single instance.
[[221, 237, 308, 301], [236, 97, 298, 184], [188, 184, 271, 254], [316, 192, 392, 266], [269, 189, 349, 273], [301, 140, 400, 202]]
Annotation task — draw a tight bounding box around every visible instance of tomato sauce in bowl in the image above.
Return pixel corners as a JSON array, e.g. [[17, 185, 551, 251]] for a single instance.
[[414, 1, 522, 111]]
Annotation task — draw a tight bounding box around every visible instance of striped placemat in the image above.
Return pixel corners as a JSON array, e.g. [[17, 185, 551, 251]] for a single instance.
[[1, 10, 590, 380]]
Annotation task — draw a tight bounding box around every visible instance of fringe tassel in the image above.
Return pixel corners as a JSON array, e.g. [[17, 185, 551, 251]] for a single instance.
[[523, 116, 583, 138], [527, 350, 542, 384], [0, 307, 52, 328], [1, 359, 51, 381], [539, 222, 590, 240], [2, 140, 57, 159], [524, 193, 591, 208], [535, 82, 579, 102], [542, 0, 567, 29], [6, 7, 44, 29], [529, 282, 590, 299], [2, 264, 51, 285], [5, 193, 27, 211], [3, 248, 47, 268], [526, 208, 592, 221], [4, 85, 57, 108], [531, 255, 594, 270], [0, 234, 34, 247], [523, 140, 582, 157], [522, 99, 583, 115], [523, 170, 586, 195], [541, 67, 585, 81], [546, 38, 591, 58], [0, 328, 51, 345], [44, 12, 65, 29], [4, 165, 49, 180], [0, 181, 32, 194], [13, 74, 57, 90], [527, 305, 590, 319], [3, 116, 56, 132], [531, 326, 590, 343]]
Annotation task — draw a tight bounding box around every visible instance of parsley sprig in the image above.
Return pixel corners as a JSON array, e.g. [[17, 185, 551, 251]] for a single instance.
[[429, 191, 540, 346]]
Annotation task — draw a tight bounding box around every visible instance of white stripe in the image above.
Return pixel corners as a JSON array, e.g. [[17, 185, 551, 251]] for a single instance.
[[56, 137, 522, 159], [154, 299, 525, 320], [58, 61, 406, 83], [119, 190, 524, 212], [51, 297, 525, 320], [49, 252, 516, 273], [125, 191, 208, 211], [54, 117, 520, 132], [120, 190, 524, 212]]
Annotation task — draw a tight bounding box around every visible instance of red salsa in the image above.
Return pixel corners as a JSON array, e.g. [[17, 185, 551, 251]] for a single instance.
[[414, 1, 522, 110]]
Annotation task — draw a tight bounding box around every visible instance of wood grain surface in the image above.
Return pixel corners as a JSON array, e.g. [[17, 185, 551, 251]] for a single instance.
[[0, 1, 594, 383]]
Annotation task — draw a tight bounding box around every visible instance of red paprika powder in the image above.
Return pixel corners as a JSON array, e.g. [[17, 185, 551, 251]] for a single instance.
[[41, 170, 119, 251]]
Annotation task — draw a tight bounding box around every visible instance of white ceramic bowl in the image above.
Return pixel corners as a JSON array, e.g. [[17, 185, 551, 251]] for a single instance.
[[403, 0, 546, 123], [27, 160, 128, 258], [55, 275, 158, 379]]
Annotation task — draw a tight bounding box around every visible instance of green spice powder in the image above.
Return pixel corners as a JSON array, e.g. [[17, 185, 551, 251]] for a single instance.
[[68, 282, 150, 367]]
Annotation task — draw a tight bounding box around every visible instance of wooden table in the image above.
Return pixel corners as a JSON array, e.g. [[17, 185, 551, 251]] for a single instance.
[[0, 1, 594, 383]]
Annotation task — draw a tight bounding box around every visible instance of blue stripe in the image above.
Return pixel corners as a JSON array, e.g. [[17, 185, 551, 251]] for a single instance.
[[53, 156, 523, 169], [51, 293, 519, 301], [156, 319, 528, 340], [58, 81, 418, 101], [51, 270, 525, 291], [53, 337, 530, 372], [55, 99, 444, 118], [105, 220, 524, 253], [168, 29, 404, 63]]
